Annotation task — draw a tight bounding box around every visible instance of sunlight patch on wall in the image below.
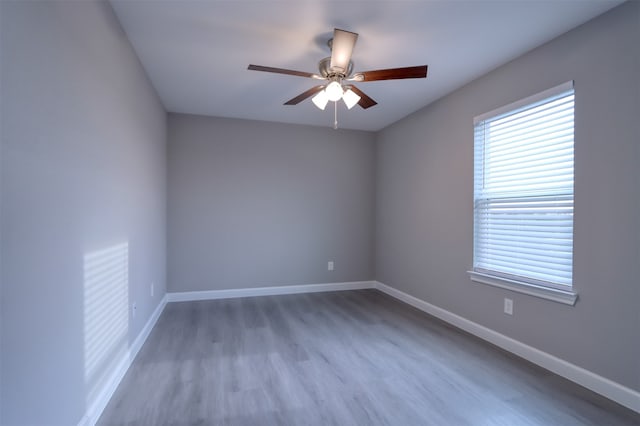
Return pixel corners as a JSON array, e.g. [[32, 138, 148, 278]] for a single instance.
[[83, 242, 129, 404]]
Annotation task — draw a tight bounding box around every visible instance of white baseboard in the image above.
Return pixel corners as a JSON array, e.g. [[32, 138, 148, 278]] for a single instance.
[[167, 280, 375, 302], [79, 295, 168, 426], [374, 281, 640, 413]]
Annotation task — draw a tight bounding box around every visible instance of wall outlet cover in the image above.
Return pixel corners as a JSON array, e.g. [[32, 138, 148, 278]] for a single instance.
[[504, 298, 513, 315]]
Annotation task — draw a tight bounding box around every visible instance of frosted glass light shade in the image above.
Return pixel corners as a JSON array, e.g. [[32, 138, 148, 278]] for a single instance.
[[342, 88, 361, 109], [312, 89, 329, 110], [325, 81, 344, 102]]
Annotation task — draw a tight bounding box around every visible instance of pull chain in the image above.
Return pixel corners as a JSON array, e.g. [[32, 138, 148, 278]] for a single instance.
[[333, 100, 338, 130]]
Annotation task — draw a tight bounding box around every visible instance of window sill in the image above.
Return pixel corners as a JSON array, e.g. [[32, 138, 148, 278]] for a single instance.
[[467, 271, 578, 306]]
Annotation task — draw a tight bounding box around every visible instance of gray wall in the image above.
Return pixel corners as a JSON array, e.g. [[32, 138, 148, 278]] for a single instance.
[[375, 1, 639, 391], [168, 114, 375, 292], [0, 2, 167, 425]]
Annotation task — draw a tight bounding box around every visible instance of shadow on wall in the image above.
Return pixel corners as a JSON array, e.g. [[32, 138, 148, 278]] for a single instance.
[[83, 242, 129, 407]]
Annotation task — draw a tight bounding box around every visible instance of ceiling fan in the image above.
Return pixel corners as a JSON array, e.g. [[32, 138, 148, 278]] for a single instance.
[[248, 28, 428, 111]]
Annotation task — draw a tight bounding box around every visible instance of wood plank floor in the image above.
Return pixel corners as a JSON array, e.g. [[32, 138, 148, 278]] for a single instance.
[[98, 290, 640, 425]]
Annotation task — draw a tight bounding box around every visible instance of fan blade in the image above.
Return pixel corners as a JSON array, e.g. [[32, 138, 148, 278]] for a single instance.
[[350, 65, 428, 82], [330, 29, 358, 73], [284, 86, 325, 105], [248, 64, 319, 79], [349, 85, 377, 109]]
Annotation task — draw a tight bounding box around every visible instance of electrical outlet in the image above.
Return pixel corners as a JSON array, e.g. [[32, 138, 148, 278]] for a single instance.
[[504, 298, 513, 315], [132, 302, 137, 318], [328, 261, 334, 271], [151, 282, 154, 297]]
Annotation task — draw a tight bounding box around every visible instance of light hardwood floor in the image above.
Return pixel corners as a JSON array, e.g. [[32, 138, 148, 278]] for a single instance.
[[98, 290, 640, 425]]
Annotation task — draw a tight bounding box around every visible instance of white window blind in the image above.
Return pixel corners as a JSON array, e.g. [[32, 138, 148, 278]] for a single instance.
[[473, 82, 575, 291]]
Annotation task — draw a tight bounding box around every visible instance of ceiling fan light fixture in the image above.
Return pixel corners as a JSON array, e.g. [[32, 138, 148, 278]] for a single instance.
[[312, 89, 329, 110], [325, 80, 344, 102], [248, 28, 428, 117], [342, 88, 361, 109]]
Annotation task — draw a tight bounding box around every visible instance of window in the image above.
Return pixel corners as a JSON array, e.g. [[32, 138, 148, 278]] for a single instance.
[[469, 81, 577, 305]]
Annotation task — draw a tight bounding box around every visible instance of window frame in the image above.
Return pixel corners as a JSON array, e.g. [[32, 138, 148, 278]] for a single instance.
[[468, 81, 578, 306]]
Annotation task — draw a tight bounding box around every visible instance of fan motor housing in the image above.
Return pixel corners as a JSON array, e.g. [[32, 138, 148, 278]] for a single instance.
[[318, 57, 353, 79]]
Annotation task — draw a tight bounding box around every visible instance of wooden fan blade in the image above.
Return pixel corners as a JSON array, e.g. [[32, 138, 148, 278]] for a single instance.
[[330, 29, 358, 73], [284, 86, 325, 105], [353, 65, 428, 82], [349, 85, 377, 109], [248, 64, 317, 79]]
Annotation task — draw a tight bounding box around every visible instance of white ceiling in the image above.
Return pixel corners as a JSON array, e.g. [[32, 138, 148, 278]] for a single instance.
[[110, 0, 623, 131]]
